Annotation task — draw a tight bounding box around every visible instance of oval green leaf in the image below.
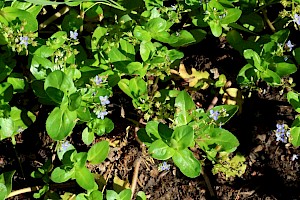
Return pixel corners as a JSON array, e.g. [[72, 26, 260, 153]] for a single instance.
[[87, 140, 110, 164]]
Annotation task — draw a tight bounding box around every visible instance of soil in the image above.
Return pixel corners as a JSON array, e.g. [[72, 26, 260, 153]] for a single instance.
[[2, 35, 300, 200]]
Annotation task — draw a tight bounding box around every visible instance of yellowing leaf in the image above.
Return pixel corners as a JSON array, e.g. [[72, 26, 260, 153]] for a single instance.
[[113, 175, 130, 193], [222, 88, 243, 114], [174, 63, 210, 89]]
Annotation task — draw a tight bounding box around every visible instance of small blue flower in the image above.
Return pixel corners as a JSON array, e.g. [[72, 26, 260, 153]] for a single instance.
[[19, 36, 29, 46], [70, 30, 78, 40], [61, 141, 71, 151], [275, 133, 286, 143], [209, 109, 220, 121], [293, 14, 300, 25], [276, 124, 285, 133], [286, 40, 294, 51], [94, 75, 102, 85], [97, 110, 108, 119], [99, 96, 110, 106], [291, 154, 298, 161], [159, 162, 170, 171]]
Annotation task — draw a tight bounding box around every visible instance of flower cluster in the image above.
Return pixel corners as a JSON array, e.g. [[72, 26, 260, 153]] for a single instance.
[[93, 95, 110, 120], [158, 161, 170, 171], [209, 108, 229, 122], [70, 30, 78, 40], [275, 123, 290, 143], [209, 110, 220, 121], [285, 40, 294, 51], [293, 14, 300, 26], [94, 75, 103, 85]]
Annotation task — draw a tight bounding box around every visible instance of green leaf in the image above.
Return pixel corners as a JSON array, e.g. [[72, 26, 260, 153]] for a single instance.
[[82, 127, 94, 145], [236, 64, 258, 85], [51, 166, 74, 183], [290, 126, 300, 147], [145, 121, 161, 140], [140, 41, 153, 61], [68, 92, 82, 111], [197, 128, 239, 152], [119, 189, 132, 200], [212, 105, 239, 124], [91, 26, 107, 50], [243, 49, 264, 71], [46, 107, 77, 141], [271, 62, 297, 77], [49, 31, 67, 50], [174, 91, 196, 126], [34, 45, 56, 58], [0, 7, 38, 32], [293, 47, 300, 65], [0, 183, 7, 200], [170, 30, 196, 47], [62, 10, 83, 32], [239, 12, 264, 32], [75, 166, 95, 191], [10, 106, 36, 132], [0, 82, 13, 103], [134, 26, 151, 41], [7, 73, 26, 93], [208, 20, 222, 37], [270, 29, 289, 44], [172, 149, 201, 178], [125, 62, 143, 75], [137, 191, 147, 200], [45, 70, 76, 104], [106, 190, 119, 200], [149, 139, 175, 160], [129, 77, 147, 97], [120, 39, 135, 61], [0, 118, 14, 139], [118, 79, 133, 98], [261, 69, 281, 85], [87, 140, 109, 164], [30, 56, 54, 80], [220, 8, 242, 24], [146, 18, 167, 33], [287, 91, 300, 113], [0, 170, 15, 196], [87, 118, 114, 136], [171, 125, 194, 150], [88, 190, 103, 200]]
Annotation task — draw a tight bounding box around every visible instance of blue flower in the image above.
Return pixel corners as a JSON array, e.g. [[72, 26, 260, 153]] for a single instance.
[[276, 124, 285, 133], [209, 109, 220, 121], [99, 96, 110, 106], [61, 141, 71, 151], [94, 75, 102, 85], [286, 40, 294, 51], [19, 36, 29, 46], [293, 14, 300, 25], [275, 133, 287, 143], [97, 110, 108, 119], [70, 30, 78, 40], [159, 162, 170, 171]]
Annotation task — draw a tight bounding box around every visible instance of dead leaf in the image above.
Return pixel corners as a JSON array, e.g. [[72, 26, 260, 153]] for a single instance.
[[172, 63, 210, 89]]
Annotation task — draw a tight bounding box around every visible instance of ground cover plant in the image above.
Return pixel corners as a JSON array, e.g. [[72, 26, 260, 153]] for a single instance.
[[0, 0, 299, 199]]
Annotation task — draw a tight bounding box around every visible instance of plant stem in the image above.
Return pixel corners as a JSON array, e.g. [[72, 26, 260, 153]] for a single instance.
[[39, 6, 70, 30], [131, 157, 142, 199], [262, 9, 276, 32], [7, 186, 42, 198]]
